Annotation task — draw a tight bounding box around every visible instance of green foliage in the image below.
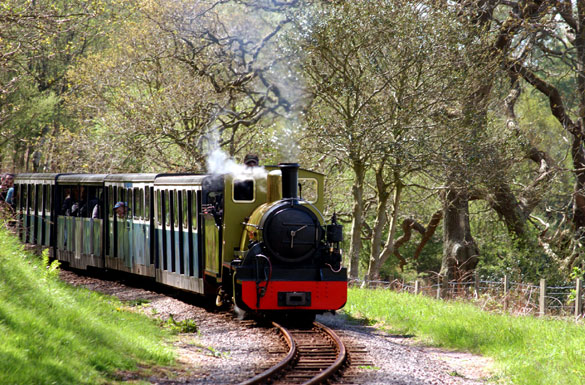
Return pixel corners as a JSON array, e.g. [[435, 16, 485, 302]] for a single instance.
[[569, 267, 584, 281], [0, 229, 174, 384], [0, 0, 121, 172], [2, 0, 584, 285], [41, 248, 61, 280], [346, 288, 585, 385], [472, 210, 567, 285], [161, 314, 198, 335]]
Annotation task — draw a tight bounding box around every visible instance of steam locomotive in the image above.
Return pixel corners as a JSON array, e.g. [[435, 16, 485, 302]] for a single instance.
[[14, 163, 347, 320]]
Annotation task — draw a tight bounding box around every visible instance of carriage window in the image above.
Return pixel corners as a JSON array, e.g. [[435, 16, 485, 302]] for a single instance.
[[182, 191, 188, 230], [134, 187, 142, 219], [89, 187, 103, 219], [29, 184, 37, 215], [145, 187, 150, 219], [299, 178, 318, 203], [108, 186, 114, 219], [190, 191, 198, 230], [156, 190, 162, 226], [45, 185, 52, 215], [173, 190, 179, 229], [29, 184, 36, 213], [14, 184, 20, 210], [38, 184, 48, 215], [110, 187, 125, 220], [118, 188, 125, 206], [233, 179, 254, 202], [126, 188, 132, 218], [36, 184, 42, 215], [164, 190, 171, 227], [21, 184, 28, 211]]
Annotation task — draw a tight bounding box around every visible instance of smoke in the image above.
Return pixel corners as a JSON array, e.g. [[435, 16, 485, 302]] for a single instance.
[[198, 2, 310, 167], [206, 147, 267, 178], [202, 121, 266, 178], [271, 118, 302, 163]]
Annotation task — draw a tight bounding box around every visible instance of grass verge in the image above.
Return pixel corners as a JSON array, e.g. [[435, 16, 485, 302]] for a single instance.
[[0, 228, 174, 384], [345, 287, 585, 385]]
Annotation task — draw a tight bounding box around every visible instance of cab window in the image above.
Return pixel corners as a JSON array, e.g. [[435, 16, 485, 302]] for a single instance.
[[299, 178, 318, 203], [233, 179, 254, 202]]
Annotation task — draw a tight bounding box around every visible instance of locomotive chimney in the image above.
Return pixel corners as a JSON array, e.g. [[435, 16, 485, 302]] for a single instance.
[[279, 163, 299, 200]]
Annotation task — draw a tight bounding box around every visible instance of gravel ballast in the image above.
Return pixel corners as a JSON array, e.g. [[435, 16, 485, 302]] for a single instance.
[[59, 270, 495, 384]]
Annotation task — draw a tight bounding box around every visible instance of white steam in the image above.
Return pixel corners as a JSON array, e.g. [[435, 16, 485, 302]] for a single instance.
[[206, 148, 267, 179], [271, 117, 304, 163], [202, 124, 267, 179]]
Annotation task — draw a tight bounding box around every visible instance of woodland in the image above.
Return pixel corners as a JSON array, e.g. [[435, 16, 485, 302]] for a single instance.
[[1, 0, 584, 285]]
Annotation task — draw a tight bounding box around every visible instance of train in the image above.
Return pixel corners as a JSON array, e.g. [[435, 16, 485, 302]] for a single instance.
[[13, 163, 347, 321]]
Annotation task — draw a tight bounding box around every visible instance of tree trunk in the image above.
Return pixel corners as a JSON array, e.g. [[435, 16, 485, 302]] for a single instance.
[[366, 166, 390, 280], [441, 188, 479, 283], [348, 160, 365, 279], [32, 124, 51, 172], [489, 182, 528, 237], [571, 8, 585, 264], [573, 8, 585, 234], [367, 173, 403, 281], [13, 141, 25, 172], [572, 135, 585, 234]]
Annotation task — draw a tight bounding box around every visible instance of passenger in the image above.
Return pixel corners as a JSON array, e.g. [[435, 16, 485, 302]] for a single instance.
[[71, 186, 87, 217], [62, 188, 77, 216], [114, 201, 127, 219], [92, 203, 100, 219], [0, 175, 6, 200], [3, 174, 15, 206], [90, 194, 102, 219], [0, 173, 14, 202], [243, 153, 259, 167]]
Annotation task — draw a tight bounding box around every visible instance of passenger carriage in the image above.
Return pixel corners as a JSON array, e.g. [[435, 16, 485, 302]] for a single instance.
[[104, 174, 157, 277], [14, 173, 58, 248]]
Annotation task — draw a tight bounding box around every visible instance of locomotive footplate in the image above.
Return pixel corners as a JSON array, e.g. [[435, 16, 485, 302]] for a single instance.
[[278, 291, 311, 307]]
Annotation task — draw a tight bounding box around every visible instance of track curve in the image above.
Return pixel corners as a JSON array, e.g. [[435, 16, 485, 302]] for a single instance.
[[240, 321, 347, 385]]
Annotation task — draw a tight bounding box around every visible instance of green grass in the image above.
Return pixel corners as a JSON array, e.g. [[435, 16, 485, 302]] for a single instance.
[[345, 287, 585, 385], [0, 228, 174, 384]]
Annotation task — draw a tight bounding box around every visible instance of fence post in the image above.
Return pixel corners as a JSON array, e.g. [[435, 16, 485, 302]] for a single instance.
[[539, 278, 546, 317], [576, 278, 583, 319], [503, 275, 509, 311], [414, 280, 420, 295], [436, 279, 442, 300], [360, 274, 368, 289], [474, 271, 479, 298]]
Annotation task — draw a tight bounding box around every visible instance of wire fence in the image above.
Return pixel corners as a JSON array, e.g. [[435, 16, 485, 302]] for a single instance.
[[350, 274, 584, 319]]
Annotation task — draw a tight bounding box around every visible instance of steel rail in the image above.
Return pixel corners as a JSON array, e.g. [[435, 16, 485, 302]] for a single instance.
[[302, 321, 347, 385], [239, 321, 297, 385]]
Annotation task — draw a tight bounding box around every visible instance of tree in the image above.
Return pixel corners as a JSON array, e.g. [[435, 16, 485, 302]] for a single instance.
[[501, 0, 585, 269], [292, 1, 494, 280], [444, 0, 585, 274], [68, 0, 300, 171], [0, 0, 111, 172], [432, 0, 557, 282]]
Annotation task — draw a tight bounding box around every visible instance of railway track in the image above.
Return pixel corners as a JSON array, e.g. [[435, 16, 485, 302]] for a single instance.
[[241, 321, 347, 385]]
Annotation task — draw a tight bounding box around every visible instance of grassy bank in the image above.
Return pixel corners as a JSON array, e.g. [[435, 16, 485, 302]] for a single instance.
[[0, 228, 174, 384], [345, 287, 585, 385]]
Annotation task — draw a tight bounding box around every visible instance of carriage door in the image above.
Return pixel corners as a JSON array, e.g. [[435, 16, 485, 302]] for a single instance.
[[202, 189, 223, 277]]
